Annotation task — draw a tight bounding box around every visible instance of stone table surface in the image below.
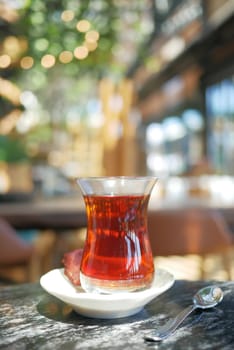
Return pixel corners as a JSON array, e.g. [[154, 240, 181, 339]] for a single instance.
[[0, 280, 234, 350]]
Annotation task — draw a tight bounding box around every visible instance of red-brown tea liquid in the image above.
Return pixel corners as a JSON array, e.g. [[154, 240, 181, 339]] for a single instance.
[[80, 194, 154, 292]]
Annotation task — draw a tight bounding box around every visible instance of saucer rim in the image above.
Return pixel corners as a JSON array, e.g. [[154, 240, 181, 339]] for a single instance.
[[40, 266, 174, 300], [40, 267, 174, 318]]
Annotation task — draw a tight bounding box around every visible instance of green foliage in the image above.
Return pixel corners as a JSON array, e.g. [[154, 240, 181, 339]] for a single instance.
[[15, 0, 119, 79], [0, 135, 28, 162]]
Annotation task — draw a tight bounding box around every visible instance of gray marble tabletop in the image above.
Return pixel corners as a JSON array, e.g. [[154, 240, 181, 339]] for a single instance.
[[0, 280, 233, 350]]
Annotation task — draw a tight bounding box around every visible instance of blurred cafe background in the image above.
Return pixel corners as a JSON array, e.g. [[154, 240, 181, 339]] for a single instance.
[[0, 0, 234, 284]]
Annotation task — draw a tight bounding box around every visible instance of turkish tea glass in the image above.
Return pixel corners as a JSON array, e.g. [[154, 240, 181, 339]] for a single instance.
[[77, 176, 157, 294]]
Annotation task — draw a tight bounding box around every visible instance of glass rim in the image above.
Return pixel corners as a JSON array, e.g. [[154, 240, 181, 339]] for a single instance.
[[76, 176, 158, 182], [76, 176, 158, 196]]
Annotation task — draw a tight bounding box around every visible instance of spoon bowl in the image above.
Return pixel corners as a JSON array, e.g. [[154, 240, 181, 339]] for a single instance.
[[193, 285, 223, 309], [144, 285, 223, 342]]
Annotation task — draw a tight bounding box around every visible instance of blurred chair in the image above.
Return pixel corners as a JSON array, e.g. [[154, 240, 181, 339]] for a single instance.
[[148, 208, 233, 280], [0, 218, 56, 284]]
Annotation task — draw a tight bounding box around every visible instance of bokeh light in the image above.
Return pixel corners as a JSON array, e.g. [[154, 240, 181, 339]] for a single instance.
[[34, 38, 49, 52], [3, 36, 21, 59], [74, 46, 88, 59], [59, 51, 73, 64], [84, 40, 98, 52], [20, 56, 34, 69], [85, 30, 100, 43], [76, 20, 91, 32], [0, 54, 11, 68], [61, 10, 74, 22], [41, 54, 56, 68]]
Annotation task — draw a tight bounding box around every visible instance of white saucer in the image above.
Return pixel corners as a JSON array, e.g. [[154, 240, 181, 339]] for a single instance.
[[40, 268, 174, 319]]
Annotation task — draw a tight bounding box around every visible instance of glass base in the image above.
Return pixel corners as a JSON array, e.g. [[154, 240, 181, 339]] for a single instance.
[[80, 272, 154, 294]]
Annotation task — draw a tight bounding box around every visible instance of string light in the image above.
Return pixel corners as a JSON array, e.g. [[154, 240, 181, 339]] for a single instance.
[[59, 51, 73, 63], [0, 54, 11, 68], [41, 54, 56, 68], [61, 10, 74, 22], [76, 20, 91, 32], [74, 46, 88, 59], [20, 56, 34, 69], [84, 40, 98, 52], [1, 18, 98, 71], [85, 30, 99, 43]]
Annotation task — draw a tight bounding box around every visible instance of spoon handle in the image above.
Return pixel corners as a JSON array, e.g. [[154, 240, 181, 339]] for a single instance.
[[145, 304, 196, 342]]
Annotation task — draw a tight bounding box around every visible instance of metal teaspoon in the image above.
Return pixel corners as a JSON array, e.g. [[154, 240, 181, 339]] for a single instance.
[[144, 285, 223, 342]]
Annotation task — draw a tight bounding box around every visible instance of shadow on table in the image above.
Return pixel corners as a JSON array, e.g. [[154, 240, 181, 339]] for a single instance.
[[36, 292, 152, 326], [37, 280, 227, 329]]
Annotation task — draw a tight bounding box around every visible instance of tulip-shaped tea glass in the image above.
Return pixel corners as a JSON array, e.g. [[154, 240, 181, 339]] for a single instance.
[[77, 176, 157, 294]]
